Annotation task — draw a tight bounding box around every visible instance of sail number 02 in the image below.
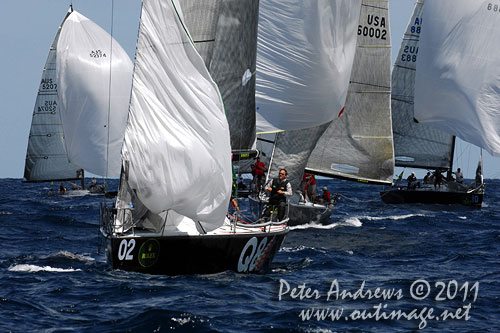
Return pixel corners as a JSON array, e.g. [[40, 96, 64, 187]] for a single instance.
[[118, 239, 135, 260]]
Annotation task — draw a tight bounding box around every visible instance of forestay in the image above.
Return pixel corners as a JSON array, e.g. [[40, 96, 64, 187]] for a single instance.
[[179, 0, 258, 150], [255, 0, 362, 133], [306, 0, 394, 184], [391, 0, 453, 170], [415, 0, 500, 157], [120, 0, 232, 229], [24, 9, 81, 182], [57, 11, 132, 177]]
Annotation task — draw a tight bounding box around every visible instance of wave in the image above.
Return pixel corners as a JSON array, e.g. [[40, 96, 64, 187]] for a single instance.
[[350, 213, 427, 222], [8, 264, 81, 273], [40, 250, 95, 262]]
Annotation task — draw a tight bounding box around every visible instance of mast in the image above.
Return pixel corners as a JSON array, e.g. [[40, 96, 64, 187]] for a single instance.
[[446, 136, 456, 180]]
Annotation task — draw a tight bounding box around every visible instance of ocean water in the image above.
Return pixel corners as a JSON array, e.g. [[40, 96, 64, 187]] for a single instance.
[[0, 177, 498, 332]]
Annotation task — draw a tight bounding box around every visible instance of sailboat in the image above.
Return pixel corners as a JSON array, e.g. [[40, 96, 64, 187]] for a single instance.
[[380, 0, 485, 207], [23, 6, 132, 195], [253, 0, 394, 226], [99, 0, 287, 275], [24, 8, 84, 190]]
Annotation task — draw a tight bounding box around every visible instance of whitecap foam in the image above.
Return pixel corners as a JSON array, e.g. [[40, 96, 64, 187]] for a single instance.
[[289, 222, 340, 230], [342, 217, 363, 227], [458, 216, 467, 220], [0, 211, 12, 215], [171, 317, 192, 325], [8, 264, 81, 273], [280, 245, 308, 253], [353, 213, 427, 221]]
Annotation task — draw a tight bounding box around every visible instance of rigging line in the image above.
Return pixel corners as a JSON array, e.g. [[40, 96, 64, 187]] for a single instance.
[[105, 0, 115, 183]]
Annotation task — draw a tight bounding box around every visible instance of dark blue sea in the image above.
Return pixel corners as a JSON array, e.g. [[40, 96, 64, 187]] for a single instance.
[[0, 177, 498, 332]]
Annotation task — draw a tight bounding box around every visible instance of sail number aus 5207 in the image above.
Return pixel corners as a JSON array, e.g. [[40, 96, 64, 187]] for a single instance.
[[118, 239, 135, 260]]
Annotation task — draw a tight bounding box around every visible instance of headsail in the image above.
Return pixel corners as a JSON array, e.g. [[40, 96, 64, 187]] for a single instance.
[[119, 0, 232, 229], [179, 0, 258, 151], [23, 8, 81, 182], [415, 0, 500, 157], [306, 0, 394, 185], [255, 0, 362, 133], [391, 0, 454, 170], [56, 10, 133, 177]]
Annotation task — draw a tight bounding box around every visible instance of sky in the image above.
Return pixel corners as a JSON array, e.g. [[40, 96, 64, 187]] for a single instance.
[[0, 0, 498, 180]]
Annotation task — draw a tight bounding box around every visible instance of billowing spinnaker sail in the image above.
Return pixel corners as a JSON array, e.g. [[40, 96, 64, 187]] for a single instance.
[[391, 0, 453, 169], [56, 11, 133, 177], [255, 0, 362, 133], [415, 0, 500, 157], [24, 9, 81, 182], [306, 0, 394, 184], [179, 0, 258, 150], [122, 0, 232, 228]]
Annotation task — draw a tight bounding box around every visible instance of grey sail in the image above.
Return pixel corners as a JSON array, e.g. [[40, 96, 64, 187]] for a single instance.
[[179, 0, 257, 150], [267, 123, 331, 192], [391, 0, 453, 170], [306, 0, 394, 185], [23, 9, 82, 182]]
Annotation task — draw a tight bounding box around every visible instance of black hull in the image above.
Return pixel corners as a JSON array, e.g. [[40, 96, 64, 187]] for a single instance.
[[104, 231, 287, 275], [287, 203, 334, 226], [248, 196, 334, 226], [380, 188, 483, 207]]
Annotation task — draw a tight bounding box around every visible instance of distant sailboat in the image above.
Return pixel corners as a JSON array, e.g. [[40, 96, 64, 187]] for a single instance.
[[100, 0, 287, 275], [23, 6, 132, 194], [24, 8, 83, 187], [380, 0, 485, 206]]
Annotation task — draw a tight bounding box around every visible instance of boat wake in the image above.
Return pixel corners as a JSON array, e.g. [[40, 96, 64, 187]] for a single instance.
[[289, 222, 341, 230]]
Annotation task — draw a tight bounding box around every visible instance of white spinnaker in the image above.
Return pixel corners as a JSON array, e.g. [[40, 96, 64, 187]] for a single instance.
[[255, 0, 362, 133], [57, 10, 133, 176], [415, 0, 500, 156], [122, 0, 232, 229]]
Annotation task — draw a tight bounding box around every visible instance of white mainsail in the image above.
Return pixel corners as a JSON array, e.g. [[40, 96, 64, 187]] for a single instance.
[[57, 10, 133, 177], [121, 0, 232, 229], [391, 0, 453, 170], [415, 0, 500, 157], [24, 9, 81, 182], [306, 0, 394, 184], [255, 0, 362, 133]]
